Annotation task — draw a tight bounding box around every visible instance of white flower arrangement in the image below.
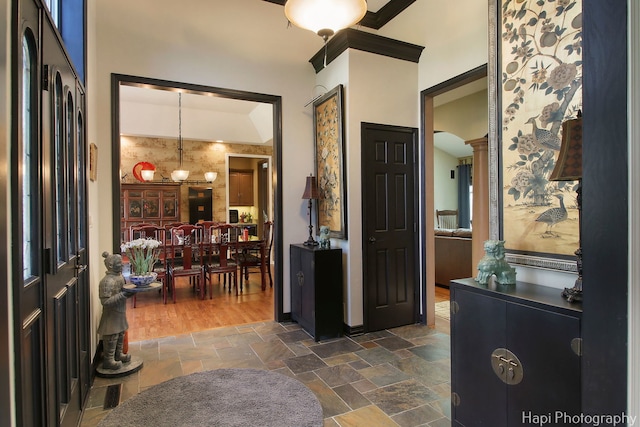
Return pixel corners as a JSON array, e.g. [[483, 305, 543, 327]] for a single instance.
[[120, 238, 162, 275]]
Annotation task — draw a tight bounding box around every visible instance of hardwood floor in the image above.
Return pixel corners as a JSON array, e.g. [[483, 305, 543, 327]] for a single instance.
[[126, 275, 274, 342], [126, 277, 451, 343], [435, 284, 450, 303]]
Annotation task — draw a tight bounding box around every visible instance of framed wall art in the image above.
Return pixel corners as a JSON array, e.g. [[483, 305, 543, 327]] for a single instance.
[[313, 84, 347, 239], [489, 0, 583, 271], [89, 143, 98, 181]]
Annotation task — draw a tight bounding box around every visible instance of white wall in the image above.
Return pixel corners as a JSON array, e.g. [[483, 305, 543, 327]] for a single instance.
[[369, 0, 489, 91], [87, 0, 320, 339], [433, 147, 459, 223], [316, 50, 419, 326]]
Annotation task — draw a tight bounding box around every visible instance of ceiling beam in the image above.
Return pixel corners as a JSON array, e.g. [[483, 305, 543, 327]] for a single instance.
[[309, 28, 424, 73]]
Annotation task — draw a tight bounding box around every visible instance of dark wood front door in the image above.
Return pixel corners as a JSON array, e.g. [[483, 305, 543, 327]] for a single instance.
[[362, 123, 419, 331], [14, 2, 90, 425]]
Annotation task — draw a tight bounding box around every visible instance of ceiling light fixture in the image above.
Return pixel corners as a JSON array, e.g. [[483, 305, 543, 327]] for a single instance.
[[171, 92, 190, 182], [284, 0, 367, 41]]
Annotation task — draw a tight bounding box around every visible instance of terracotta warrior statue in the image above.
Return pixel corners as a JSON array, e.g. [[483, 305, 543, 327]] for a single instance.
[[97, 251, 134, 370]]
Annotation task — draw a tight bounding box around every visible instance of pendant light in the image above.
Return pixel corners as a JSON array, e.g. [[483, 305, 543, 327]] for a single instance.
[[284, 0, 367, 41], [171, 92, 189, 182]]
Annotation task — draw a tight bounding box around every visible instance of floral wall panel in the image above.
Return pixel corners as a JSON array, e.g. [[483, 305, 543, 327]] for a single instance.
[[500, 0, 582, 261]]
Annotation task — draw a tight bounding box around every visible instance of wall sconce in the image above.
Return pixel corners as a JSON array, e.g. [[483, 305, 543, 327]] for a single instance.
[[204, 172, 218, 183]]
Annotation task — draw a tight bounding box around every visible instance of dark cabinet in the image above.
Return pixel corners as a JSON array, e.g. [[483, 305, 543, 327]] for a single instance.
[[450, 278, 582, 426], [229, 169, 254, 206], [290, 244, 343, 341], [121, 183, 181, 241]]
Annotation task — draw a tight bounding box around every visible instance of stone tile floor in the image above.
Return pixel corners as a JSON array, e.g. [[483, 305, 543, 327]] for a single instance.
[[80, 320, 451, 427]]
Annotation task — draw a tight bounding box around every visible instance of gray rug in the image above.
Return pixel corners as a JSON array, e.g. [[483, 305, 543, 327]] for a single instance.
[[97, 368, 323, 427]]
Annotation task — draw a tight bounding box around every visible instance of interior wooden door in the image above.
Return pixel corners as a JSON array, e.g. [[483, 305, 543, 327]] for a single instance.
[[362, 123, 419, 331]]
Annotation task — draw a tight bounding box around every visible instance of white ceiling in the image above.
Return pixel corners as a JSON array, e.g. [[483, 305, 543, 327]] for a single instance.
[[118, 0, 487, 156]]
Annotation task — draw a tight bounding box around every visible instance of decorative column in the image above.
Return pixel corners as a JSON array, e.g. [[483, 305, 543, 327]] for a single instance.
[[465, 137, 489, 271]]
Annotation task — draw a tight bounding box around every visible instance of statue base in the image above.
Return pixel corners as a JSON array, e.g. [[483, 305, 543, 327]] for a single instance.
[[96, 355, 143, 378]]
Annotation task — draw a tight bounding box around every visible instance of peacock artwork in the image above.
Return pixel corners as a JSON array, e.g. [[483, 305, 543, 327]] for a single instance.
[[313, 85, 347, 239], [500, 0, 582, 258]]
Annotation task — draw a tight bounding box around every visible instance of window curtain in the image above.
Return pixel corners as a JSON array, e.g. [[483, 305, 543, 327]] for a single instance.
[[457, 164, 471, 228]]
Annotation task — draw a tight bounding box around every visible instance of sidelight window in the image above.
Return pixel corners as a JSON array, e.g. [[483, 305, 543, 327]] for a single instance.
[[22, 32, 38, 282]]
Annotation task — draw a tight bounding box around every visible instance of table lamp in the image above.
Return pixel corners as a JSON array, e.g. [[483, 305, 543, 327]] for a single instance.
[[302, 174, 320, 246], [549, 111, 583, 302]]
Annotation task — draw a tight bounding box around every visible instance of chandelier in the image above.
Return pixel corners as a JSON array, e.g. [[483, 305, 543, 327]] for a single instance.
[[171, 92, 190, 182], [284, 0, 367, 41]]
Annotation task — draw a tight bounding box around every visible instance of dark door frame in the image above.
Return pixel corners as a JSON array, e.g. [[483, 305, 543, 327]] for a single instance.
[[110, 74, 284, 322], [420, 64, 487, 325]]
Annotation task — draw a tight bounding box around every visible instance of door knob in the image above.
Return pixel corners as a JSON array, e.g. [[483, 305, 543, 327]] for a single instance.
[[369, 237, 376, 243]]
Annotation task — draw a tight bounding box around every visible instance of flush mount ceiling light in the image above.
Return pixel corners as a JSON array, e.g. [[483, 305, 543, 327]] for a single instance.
[[284, 0, 367, 41]]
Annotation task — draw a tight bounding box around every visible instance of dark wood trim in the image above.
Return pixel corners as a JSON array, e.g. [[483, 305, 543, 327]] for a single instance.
[[581, 0, 628, 414], [111, 74, 285, 323], [420, 65, 488, 325], [344, 324, 365, 337], [359, 0, 416, 29], [263, 0, 415, 30], [421, 64, 488, 97], [310, 28, 424, 73]]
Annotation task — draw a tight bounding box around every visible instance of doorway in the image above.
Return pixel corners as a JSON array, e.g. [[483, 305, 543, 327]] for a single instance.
[[421, 64, 488, 325], [111, 75, 284, 326], [188, 187, 213, 223]]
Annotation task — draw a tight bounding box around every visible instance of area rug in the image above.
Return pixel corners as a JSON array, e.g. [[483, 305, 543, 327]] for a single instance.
[[97, 368, 323, 427], [435, 300, 451, 320]]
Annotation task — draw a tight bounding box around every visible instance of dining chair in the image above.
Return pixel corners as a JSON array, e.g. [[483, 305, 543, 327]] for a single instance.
[[165, 224, 205, 302], [127, 224, 167, 306], [128, 222, 157, 242], [235, 220, 273, 289], [199, 221, 222, 243], [436, 209, 459, 229], [203, 223, 239, 297]]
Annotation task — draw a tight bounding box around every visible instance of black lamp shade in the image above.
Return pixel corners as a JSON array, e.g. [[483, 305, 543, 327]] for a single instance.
[[549, 116, 583, 182], [302, 175, 320, 199]]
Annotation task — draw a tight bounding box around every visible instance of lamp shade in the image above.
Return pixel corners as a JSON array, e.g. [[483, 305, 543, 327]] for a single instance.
[[140, 169, 155, 181], [204, 171, 218, 182], [285, 0, 367, 37], [171, 169, 189, 182], [302, 175, 319, 199], [549, 116, 582, 181]]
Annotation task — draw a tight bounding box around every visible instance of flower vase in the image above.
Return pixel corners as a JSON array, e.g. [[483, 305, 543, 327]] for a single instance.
[[129, 272, 157, 287]]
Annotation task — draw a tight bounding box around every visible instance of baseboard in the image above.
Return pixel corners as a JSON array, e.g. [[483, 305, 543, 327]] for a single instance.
[[344, 324, 364, 337]]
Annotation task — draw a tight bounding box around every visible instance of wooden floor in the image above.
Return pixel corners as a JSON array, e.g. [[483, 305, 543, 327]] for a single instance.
[[126, 275, 451, 343], [435, 284, 450, 303], [126, 275, 274, 342]]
